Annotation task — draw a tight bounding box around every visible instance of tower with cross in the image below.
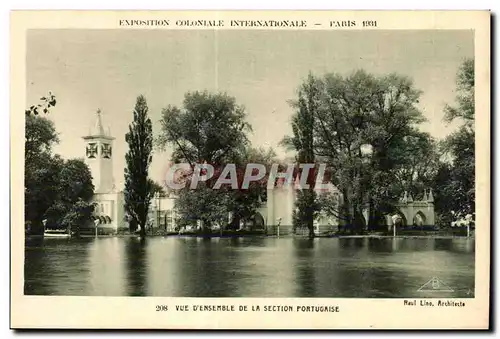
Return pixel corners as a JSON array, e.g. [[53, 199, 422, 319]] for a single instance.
[[82, 109, 125, 233], [82, 109, 115, 194]]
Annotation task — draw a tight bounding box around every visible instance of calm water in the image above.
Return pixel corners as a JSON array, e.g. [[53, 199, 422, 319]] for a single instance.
[[24, 236, 475, 298]]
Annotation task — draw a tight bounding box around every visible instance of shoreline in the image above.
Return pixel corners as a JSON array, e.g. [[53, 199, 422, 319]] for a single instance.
[[26, 233, 475, 240]]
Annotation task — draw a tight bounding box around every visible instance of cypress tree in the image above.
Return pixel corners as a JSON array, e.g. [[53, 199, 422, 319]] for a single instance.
[[124, 95, 154, 237]]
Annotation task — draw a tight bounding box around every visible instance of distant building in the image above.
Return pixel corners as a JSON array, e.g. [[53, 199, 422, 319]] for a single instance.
[[258, 179, 341, 236], [148, 195, 178, 232]]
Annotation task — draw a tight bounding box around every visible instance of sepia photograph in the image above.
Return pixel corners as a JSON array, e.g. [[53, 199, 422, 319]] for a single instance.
[[11, 10, 490, 329]]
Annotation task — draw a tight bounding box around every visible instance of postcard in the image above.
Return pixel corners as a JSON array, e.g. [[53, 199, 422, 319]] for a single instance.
[[11, 10, 490, 329]]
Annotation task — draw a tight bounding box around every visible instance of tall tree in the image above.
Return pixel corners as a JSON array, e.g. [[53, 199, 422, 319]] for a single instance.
[[390, 130, 440, 200], [157, 91, 253, 232], [282, 74, 321, 238], [157, 91, 251, 166], [286, 70, 425, 233], [124, 95, 154, 237]]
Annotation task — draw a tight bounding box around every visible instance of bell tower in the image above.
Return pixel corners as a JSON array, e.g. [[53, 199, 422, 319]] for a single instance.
[[82, 109, 115, 193]]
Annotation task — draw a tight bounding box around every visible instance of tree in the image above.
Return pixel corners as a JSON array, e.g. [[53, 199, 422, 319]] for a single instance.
[[157, 91, 252, 166], [25, 94, 60, 234], [25, 154, 64, 234], [433, 59, 475, 225], [282, 74, 321, 238], [25, 91, 57, 116], [390, 130, 440, 200], [174, 183, 232, 231], [157, 91, 253, 231], [25, 93, 96, 235], [150, 180, 167, 197], [226, 146, 277, 230], [285, 70, 426, 233], [444, 59, 474, 124], [44, 159, 95, 236], [25, 114, 59, 164], [25, 130, 95, 235], [124, 95, 154, 237], [59, 199, 96, 237]]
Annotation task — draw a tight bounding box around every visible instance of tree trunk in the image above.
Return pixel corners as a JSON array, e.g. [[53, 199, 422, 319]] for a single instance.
[[129, 218, 138, 233], [353, 209, 367, 234], [308, 224, 315, 239], [139, 222, 146, 237], [368, 209, 384, 232], [201, 219, 211, 235]]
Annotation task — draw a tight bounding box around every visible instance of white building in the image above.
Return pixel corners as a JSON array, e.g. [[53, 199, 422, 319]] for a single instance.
[[83, 109, 177, 234], [82, 109, 124, 232], [257, 180, 341, 236]]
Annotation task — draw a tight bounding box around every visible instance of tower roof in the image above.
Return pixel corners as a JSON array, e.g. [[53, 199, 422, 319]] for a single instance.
[[93, 108, 105, 135], [83, 109, 114, 140], [428, 188, 434, 202]]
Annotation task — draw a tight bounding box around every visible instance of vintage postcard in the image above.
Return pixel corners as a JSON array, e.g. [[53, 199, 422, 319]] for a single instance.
[[11, 10, 490, 329]]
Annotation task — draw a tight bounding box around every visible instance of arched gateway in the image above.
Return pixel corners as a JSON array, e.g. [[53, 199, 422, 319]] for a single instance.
[[388, 189, 435, 228], [262, 185, 436, 235]]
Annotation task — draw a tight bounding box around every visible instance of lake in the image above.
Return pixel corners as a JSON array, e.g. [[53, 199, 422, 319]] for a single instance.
[[24, 236, 475, 298]]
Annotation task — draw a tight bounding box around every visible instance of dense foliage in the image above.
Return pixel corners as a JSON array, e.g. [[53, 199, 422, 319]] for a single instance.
[[124, 95, 154, 237], [433, 59, 475, 225], [25, 94, 95, 235], [157, 91, 275, 232], [283, 70, 429, 233]]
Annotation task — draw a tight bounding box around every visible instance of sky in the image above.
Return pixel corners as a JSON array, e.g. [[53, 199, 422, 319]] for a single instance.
[[26, 29, 474, 189]]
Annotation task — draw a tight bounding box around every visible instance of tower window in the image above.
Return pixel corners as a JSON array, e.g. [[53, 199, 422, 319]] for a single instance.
[[101, 143, 112, 158], [86, 143, 98, 158]]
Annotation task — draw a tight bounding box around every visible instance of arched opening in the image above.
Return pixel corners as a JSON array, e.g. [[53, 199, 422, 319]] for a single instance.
[[242, 212, 266, 231], [413, 211, 427, 227]]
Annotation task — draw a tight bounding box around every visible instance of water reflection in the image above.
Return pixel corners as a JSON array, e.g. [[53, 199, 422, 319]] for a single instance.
[[24, 238, 52, 295], [292, 239, 316, 297], [124, 237, 148, 296], [24, 236, 475, 298], [25, 238, 93, 295], [89, 237, 126, 295]]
